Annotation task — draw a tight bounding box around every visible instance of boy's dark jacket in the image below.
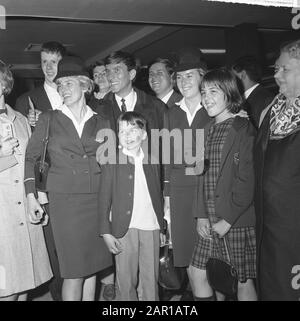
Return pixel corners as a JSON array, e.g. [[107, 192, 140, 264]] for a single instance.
[[194, 116, 256, 227], [98, 150, 164, 238]]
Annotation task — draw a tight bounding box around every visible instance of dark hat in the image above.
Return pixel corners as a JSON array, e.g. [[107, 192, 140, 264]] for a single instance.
[[55, 56, 89, 81], [174, 47, 207, 72]]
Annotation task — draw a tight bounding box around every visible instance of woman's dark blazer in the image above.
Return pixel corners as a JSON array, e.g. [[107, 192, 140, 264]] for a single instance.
[[194, 116, 256, 228], [24, 110, 110, 195]]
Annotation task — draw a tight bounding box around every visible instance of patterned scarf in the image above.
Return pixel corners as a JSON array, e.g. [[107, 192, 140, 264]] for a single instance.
[[269, 93, 300, 140]]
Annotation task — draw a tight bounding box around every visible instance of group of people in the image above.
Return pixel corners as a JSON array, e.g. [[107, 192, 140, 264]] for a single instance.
[[0, 37, 300, 301]]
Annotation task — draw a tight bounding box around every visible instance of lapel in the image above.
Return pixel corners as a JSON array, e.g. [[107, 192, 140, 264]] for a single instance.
[[31, 86, 53, 111], [256, 107, 271, 155], [217, 117, 245, 179], [55, 111, 87, 154]]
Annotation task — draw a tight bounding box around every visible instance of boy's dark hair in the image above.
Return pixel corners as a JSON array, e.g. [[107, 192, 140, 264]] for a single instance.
[[104, 51, 137, 72], [201, 68, 243, 114], [148, 57, 176, 76], [41, 41, 66, 57], [232, 55, 262, 83], [117, 111, 147, 131]]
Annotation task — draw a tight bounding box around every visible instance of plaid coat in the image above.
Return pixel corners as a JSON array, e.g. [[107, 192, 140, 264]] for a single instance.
[[194, 116, 256, 228]]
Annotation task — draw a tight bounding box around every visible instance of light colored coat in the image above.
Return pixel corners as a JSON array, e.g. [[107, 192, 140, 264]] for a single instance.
[[0, 105, 52, 297]]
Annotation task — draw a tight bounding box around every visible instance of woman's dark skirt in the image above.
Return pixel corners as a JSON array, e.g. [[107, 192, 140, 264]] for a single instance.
[[49, 192, 112, 278]]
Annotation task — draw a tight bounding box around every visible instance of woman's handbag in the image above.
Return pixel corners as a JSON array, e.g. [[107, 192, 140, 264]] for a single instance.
[[34, 112, 51, 192], [206, 235, 238, 297], [158, 243, 186, 290]]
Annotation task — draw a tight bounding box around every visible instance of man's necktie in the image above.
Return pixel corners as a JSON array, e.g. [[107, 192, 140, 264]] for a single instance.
[[121, 98, 127, 113]]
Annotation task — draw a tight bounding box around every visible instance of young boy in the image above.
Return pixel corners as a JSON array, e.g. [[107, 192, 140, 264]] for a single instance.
[[98, 111, 164, 301]]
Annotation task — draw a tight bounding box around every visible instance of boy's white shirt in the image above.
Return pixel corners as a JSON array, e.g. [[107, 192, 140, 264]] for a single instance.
[[122, 147, 160, 231]]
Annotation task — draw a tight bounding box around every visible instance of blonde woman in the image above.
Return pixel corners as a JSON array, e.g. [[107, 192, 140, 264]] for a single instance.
[[25, 56, 112, 301]]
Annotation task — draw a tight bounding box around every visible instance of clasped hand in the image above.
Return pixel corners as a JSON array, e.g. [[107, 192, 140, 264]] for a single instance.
[[197, 218, 231, 239], [0, 136, 19, 157]]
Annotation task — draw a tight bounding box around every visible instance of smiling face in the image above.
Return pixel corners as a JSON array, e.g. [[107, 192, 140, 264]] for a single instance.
[[274, 51, 300, 99], [56, 76, 84, 107], [176, 69, 202, 99], [118, 120, 146, 153], [93, 65, 110, 94], [105, 61, 136, 97], [41, 51, 62, 85], [148, 62, 173, 99], [201, 83, 232, 123]]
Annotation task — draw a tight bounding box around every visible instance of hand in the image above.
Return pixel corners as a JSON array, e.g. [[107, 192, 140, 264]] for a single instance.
[[160, 232, 167, 246], [163, 196, 170, 225], [27, 109, 41, 127], [103, 234, 122, 255], [196, 218, 211, 239], [27, 193, 44, 224], [212, 219, 231, 238], [0, 136, 19, 157]]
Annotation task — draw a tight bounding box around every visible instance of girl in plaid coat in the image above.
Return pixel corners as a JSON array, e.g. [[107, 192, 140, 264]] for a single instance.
[[190, 68, 257, 301]]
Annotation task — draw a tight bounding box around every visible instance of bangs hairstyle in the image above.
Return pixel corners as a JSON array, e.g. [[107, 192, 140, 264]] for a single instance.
[[201, 68, 243, 114], [117, 111, 147, 131], [56, 75, 94, 94], [0, 61, 14, 96]]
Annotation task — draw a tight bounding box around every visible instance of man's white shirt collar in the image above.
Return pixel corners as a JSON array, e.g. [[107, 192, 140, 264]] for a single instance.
[[244, 83, 259, 100], [115, 89, 137, 112], [44, 82, 63, 110], [161, 89, 174, 104]]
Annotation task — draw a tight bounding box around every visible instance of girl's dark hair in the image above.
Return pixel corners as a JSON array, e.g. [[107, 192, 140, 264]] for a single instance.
[[117, 111, 147, 131], [201, 68, 243, 114]]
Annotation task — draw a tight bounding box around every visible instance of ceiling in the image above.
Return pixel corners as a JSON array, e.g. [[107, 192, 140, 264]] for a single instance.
[[0, 0, 298, 81]]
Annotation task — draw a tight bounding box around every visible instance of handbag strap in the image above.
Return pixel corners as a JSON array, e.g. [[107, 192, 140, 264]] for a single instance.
[[39, 112, 51, 170]]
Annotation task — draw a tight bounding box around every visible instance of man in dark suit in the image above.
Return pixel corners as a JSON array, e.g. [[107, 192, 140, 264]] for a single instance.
[[148, 58, 182, 108], [15, 41, 66, 301], [95, 51, 167, 137], [232, 55, 274, 129], [15, 41, 66, 126]]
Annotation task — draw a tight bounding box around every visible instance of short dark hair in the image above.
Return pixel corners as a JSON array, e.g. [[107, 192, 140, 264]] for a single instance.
[[41, 41, 66, 57], [148, 58, 176, 76], [104, 51, 137, 71], [117, 111, 147, 131], [201, 68, 243, 114], [232, 55, 262, 83], [0, 61, 14, 95], [89, 60, 105, 78]]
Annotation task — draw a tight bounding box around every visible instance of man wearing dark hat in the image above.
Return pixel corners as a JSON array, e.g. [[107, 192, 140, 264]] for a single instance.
[[15, 41, 66, 301]]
